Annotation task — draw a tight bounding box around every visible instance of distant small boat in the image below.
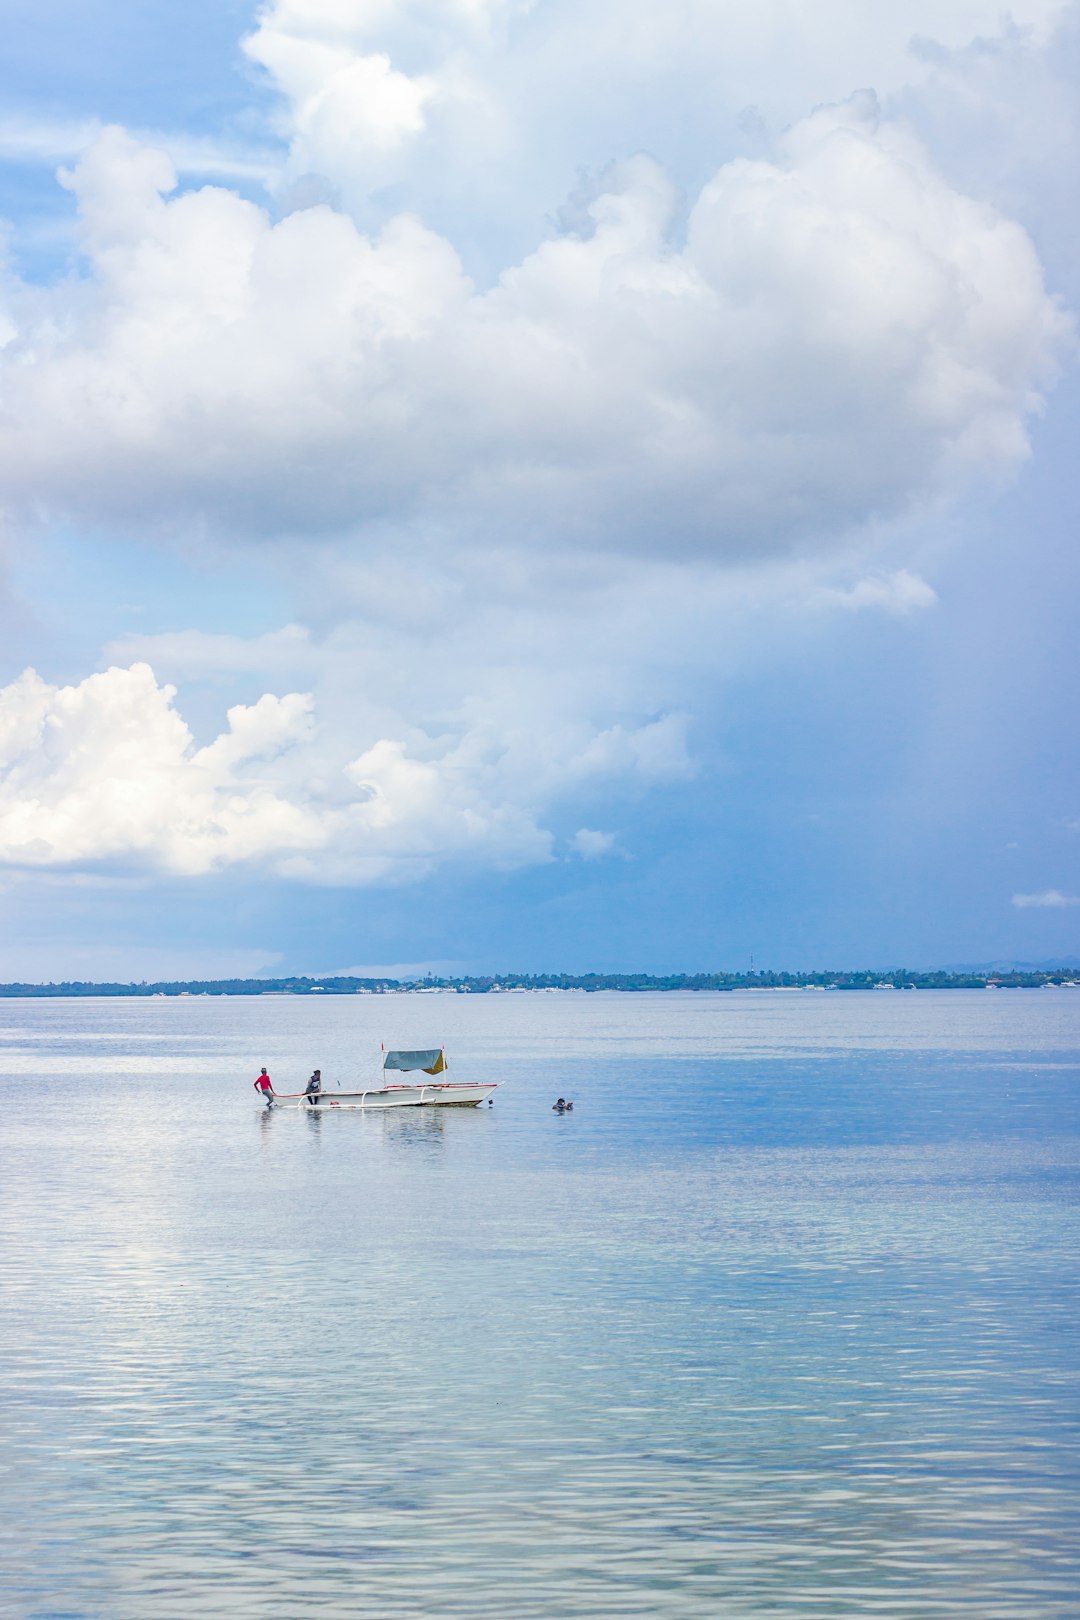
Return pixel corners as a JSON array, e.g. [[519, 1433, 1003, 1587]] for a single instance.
[[266, 1048, 497, 1110]]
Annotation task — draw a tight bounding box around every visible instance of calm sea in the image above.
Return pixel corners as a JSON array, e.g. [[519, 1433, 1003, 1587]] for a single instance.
[[1, 989, 1078, 1618]]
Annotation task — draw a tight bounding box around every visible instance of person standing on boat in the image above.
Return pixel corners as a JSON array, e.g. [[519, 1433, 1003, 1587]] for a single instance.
[[305, 1069, 323, 1107], [254, 1067, 273, 1103]]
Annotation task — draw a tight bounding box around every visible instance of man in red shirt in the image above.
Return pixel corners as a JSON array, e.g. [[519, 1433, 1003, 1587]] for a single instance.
[[254, 1067, 274, 1103]]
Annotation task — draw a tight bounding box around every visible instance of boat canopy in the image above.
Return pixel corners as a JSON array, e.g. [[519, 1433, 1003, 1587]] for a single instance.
[[383, 1048, 446, 1074]]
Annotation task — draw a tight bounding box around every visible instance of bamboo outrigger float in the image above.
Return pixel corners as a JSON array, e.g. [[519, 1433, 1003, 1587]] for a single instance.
[[265, 1049, 497, 1110]]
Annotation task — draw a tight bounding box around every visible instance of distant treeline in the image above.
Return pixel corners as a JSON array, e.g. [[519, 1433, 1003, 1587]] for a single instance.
[[0, 967, 1077, 997]]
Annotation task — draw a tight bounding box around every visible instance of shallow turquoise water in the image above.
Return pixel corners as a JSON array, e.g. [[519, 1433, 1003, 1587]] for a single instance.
[[1, 990, 1078, 1617]]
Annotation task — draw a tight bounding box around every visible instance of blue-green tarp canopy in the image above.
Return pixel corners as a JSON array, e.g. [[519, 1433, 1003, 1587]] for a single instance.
[[383, 1048, 446, 1074]]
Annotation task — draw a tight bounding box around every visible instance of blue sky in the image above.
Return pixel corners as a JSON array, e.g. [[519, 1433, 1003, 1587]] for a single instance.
[[0, 0, 1078, 979]]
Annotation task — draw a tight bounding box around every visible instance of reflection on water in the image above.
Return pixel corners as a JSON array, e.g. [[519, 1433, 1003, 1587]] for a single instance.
[[0, 991, 1078, 1617]]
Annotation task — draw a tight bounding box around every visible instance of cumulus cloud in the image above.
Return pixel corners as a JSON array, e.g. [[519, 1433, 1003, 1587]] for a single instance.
[[1012, 888, 1080, 907], [571, 828, 618, 860], [896, 7, 1080, 301], [243, 0, 1071, 206], [244, 19, 434, 168], [0, 661, 688, 883], [819, 569, 939, 616], [0, 95, 1067, 559], [0, 664, 322, 875], [567, 716, 695, 784]]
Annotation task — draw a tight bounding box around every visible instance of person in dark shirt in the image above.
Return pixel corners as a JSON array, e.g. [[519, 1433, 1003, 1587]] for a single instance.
[[305, 1070, 323, 1107]]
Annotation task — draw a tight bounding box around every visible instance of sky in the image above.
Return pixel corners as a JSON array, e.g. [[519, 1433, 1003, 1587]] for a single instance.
[[0, 0, 1078, 980]]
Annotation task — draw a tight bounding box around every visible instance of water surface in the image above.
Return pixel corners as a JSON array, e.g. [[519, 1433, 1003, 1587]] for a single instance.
[[1, 990, 1078, 1617]]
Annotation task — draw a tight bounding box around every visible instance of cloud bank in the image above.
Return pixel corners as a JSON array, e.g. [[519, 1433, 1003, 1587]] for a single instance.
[[244, 0, 1071, 200], [0, 95, 1067, 560], [0, 662, 690, 881]]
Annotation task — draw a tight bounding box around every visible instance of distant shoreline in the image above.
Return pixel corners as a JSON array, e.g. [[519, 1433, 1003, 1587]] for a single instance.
[[1, 968, 1078, 997]]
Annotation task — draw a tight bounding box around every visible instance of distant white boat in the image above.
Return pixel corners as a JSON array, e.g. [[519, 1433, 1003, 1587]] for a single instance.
[[266, 1048, 497, 1110]]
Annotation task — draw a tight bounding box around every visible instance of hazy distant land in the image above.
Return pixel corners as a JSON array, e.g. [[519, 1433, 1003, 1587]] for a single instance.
[[1, 967, 1078, 997]]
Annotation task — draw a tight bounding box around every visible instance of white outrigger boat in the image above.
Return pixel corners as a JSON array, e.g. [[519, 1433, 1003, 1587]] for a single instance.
[[267, 1049, 497, 1110]]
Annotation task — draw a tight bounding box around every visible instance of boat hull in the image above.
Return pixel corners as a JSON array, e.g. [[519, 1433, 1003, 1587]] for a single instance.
[[268, 1083, 496, 1110]]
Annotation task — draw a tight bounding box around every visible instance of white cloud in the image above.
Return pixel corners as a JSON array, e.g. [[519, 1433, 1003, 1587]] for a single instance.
[[1012, 888, 1080, 907], [819, 569, 939, 616], [0, 113, 279, 183], [0, 660, 689, 884], [0, 664, 323, 875], [104, 625, 315, 678], [571, 828, 617, 860], [569, 716, 696, 784], [243, 0, 1071, 207], [894, 9, 1080, 300], [0, 101, 1065, 563], [244, 25, 434, 168]]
